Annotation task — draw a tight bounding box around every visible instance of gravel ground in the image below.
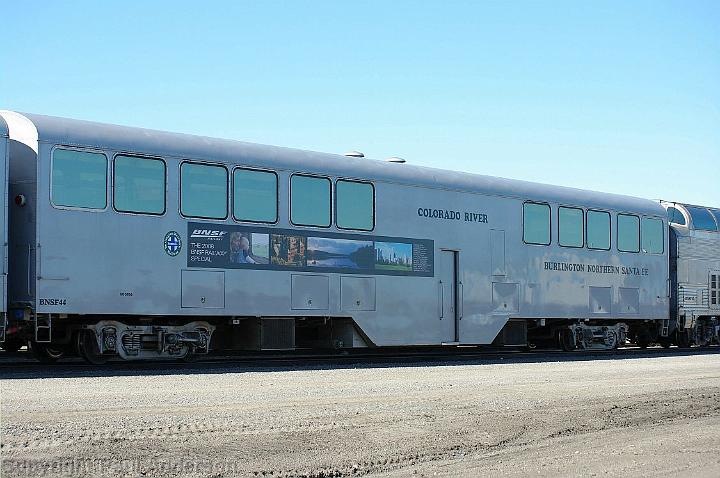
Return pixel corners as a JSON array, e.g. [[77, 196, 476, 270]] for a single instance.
[[1, 352, 720, 477]]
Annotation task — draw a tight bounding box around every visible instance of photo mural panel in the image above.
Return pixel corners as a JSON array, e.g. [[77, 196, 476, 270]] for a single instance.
[[186, 222, 434, 277]]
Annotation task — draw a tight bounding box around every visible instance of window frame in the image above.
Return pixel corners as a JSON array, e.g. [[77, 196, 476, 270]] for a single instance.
[[289, 173, 333, 228], [179, 160, 229, 220], [112, 153, 167, 216], [558, 205, 585, 248], [231, 166, 279, 225], [50, 145, 109, 212], [616, 213, 641, 253], [710, 209, 720, 230], [522, 201, 551, 246], [585, 209, 611, 251], [641, 216, 665, 255], [335, 178, 375, 232], [666, 206, 687, 226], [686, 205, 719, 232]]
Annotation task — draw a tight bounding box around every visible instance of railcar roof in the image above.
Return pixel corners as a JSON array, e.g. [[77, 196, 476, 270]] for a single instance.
[[678, 202, 719, 211], [20, 112, 664, 217], [662, 201, 720, 233]]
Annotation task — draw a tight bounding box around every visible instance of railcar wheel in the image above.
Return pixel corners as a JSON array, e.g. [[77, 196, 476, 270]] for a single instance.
[[30, 341, 66, 362], [675, 329, 691, 348], [559, 329, 576, 352], [76, 330, 108, 365], [658, 336, 672, 349], [605, 330, 619, 350], [181, 349, 199, 363]]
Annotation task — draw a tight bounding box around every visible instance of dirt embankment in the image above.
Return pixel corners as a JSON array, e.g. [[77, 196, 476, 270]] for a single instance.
[[2, 353, 720, 477]]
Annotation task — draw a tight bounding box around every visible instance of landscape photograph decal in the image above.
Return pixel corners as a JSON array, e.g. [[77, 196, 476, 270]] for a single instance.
[[307, 238, 374, 269], [375, 242, 413, 272], [187, 222, 433, 277], [271, 234, 307, 267]]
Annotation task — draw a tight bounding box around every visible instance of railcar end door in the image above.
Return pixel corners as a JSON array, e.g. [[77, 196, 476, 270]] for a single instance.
[[0, 130, 6, 340], [439, 250, 460, 343]]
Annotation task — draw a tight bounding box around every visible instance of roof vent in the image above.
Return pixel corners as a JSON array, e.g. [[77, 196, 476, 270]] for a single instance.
[[386, 157, 406, 164], [344, 151, 364, 158]]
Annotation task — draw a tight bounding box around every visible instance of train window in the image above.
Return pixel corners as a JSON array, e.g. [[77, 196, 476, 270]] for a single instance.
[[336, 180, 374, 231], [686, 206, 718, 232], [558, 206, 584, 247], [233, 168, 278, 223], [586, 210, 611, 250], [523, 202, 550, 245], [642, 217, 664, 254], [113, 155, 166, 215], [51, 149, 107, 209], [180, 162, 228, 219], [617, 214, 640, 253], [666, 207, 686, 226], [711, 210, 720, 229], [291, 174, 331, 227]]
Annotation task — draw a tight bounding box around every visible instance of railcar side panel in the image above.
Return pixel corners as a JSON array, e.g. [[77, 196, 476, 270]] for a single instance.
[[35, 147, 669, 346], [671, 228, 720, 320], [6, 111, 673, 358], [0, 116, 8, 325]]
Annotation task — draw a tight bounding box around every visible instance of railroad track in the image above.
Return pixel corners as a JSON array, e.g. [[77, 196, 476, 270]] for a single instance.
[[1, 346, 719, 377]]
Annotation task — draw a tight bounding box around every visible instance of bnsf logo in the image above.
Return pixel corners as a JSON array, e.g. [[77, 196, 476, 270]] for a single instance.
[[40, 298, 67, 306], [190, 229, 228, 239]]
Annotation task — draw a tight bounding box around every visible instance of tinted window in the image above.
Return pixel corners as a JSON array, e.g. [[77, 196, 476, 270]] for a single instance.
[[587, 210, 611, 250], [336, 180, 374, 231], [642, 217, 664, 254], [666, 207, 686, 226], [114, 155, 166, 214], [711, 209, 720, 228], [181, 162, 228, 219], [51, 149, 107, 209], [291, 175, 331, 227], [233, 168, 277, 223], [523, 203, 550, 245], [686, 206, 717, 231], [617, 214, 640, 252], [559, 206, 583, 247]]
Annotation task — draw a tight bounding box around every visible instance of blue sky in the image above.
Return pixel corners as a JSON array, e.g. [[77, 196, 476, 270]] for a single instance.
[[2, 1, 718, 206]]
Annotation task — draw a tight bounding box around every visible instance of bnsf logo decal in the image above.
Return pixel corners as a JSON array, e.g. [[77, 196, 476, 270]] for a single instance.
[[190, 229, 228, 239], [40, 298, 67, 306]]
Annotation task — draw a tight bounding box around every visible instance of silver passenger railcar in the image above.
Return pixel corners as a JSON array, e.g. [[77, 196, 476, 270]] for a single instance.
[[0, 115, 8, 345], [0, 111, 675, 362], [662, 202, 720, 347]]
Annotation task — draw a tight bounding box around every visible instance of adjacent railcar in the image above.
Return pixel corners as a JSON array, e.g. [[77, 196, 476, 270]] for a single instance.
[[0, 115, 8, 345], [662, 202, 720, 346], [1, 111, 40, 354], [0, 111, 672, 362]]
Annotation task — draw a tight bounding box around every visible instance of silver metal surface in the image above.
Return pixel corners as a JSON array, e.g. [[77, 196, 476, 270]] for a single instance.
[[0, 114, 8, 323], [0, 111, 673, 348], [663, 202, 720, 329]]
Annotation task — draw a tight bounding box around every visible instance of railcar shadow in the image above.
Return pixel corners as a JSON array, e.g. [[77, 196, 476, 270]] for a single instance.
[[1, 347, 719, 380]]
